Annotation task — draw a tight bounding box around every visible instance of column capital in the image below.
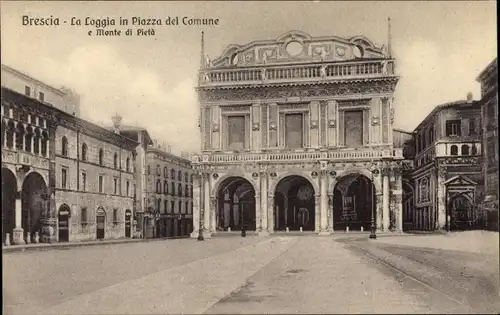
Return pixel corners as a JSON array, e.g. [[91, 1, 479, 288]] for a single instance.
[[381, 167, 391, 177]]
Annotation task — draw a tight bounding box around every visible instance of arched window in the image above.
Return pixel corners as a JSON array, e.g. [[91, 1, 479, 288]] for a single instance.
[[113, 153, 118, 169], [98, 148, 104, 165], [178, 170, 182, 181], [156, 165, 161, 176], [178, 200, 182, 213], [164, 167, 168, 178], [184, 172, 188, 182], [61, 136, 68, 157], [81, 143, 88, 161], [126, 157, 130, 171], [81, 207, 88, 225], [178, 183, 182, 196], [171, 169, 175, 179], [156, 180, 161, 193], [461, 145, 470, 156], [164, 181, 168, 194], [428, 128, 434, 143], [147, 165, 151, 175], [171, 182, 175, 195], [185, 201, 189, 214], [190, 174, 193, 183], [185, 184, 189, 196], [450, 145, 458, 156]]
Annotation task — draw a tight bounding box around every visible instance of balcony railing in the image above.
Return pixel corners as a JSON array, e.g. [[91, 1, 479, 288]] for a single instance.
[[199, 59, 395, 87], [2, 149, 50, 170], [192, 148, 403, 164]]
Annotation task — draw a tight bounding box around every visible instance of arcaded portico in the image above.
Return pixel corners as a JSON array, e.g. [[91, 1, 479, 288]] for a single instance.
[[191, 29, 404, 237]]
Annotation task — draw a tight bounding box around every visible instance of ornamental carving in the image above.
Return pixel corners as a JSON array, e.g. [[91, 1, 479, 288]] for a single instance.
[[269, 122, 277, 130], [297, 185, 313, 201], [198, 80, 398, 102], [310, 120, 318, 129], [328, 120, 336, 128], [212, 124, 220, 132], [252, 123, 260, 131], [371, 116, 380, 126]]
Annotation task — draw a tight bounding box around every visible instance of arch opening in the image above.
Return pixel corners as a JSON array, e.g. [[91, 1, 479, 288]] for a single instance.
[[402, 181, 415, 231], [21, 172, 47, 243], [333, 174, 375, 231], [448, 195, 474, 231], [274, 175, 315, 231], [216, 176, 256, 231], [2, 168, 17, 243], [96, 207, 106, 239], [58, 204, 70, 242]]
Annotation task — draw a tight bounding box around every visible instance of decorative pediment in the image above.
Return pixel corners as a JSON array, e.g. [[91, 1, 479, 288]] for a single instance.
[[444, 175, 478, 186], [211, 30, 386, 68]]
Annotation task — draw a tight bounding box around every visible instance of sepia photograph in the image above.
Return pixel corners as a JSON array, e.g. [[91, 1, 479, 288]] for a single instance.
[[1, 0, 499, 314]]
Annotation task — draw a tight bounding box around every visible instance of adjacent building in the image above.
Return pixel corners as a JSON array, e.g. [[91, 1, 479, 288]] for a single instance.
[[1, 86, 138, 244], [143, 142, 194, 238], [1, 64, 81, 117], [191, 29, 405, 237], [404, 95, 483, 231], [477, 58, 498, 231]]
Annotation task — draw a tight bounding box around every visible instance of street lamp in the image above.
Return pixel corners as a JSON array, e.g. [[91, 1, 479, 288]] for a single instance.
[[370, 168, 379, 239], [197, 174, 204, 241]]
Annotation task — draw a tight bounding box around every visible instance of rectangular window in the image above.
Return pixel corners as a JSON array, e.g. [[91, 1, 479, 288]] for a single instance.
[[61, 167, 68, 189], [469, 118, 477, 136], [285, 113, 304, 148], [25, 86, 31, 96], [113, 177, 118, 194], [157, 199, 161, 213], [98, 175, 104, 193], [227, 115, 246, 150], [171, 200, 175, 213], [81, 207, 87, 224], [39, 92, 45, 102], [81, 172, 87, 191], [164, 200, 168, 214], [126, 181, 130, 196], [344, 110, 364, 147], [113, 209, 118, 224], [445, 120, 461, 136]]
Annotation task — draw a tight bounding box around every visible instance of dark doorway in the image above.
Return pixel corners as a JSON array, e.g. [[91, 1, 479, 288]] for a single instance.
[[333, 174, 375, 231], [2, 168, 17, 244], [96, 207, 106, 239], [402, 182, 415, 231], [449, 195, 473, 231], [274, 176, 315, 231], [21, 172, 47, 243], [125, 210, 132, 238], [58, 205, 70, 242], [216, 177, 256, 231]]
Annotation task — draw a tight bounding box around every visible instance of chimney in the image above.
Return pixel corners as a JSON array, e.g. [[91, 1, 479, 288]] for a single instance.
[[111, 114, 123, 134], [466, 92, 473, 103]]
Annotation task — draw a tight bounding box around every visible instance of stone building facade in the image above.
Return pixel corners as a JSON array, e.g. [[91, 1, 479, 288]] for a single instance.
[[477, 58, 498, 231], [2, 87, 138, 244], [191, 30, 405, 237], [1, 64, 81, 117], [404, 95, 483, 231], [143, 144, 194, 238]]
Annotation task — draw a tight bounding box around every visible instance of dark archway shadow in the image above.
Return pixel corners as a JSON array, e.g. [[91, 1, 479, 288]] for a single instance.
[[333, 174, 375, 231], [2, 168, 17, 243], [21, 172, 47, 243], [274, 175, 316, 231], [216, 177, 256, 231]]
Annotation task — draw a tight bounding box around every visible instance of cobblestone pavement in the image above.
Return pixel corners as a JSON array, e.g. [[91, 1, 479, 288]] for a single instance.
[[3, 234, 499, 314]]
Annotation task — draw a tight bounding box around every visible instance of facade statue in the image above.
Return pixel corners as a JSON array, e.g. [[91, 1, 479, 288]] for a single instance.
[[320, 65, 327, 79], [261, 68, 267, 81]]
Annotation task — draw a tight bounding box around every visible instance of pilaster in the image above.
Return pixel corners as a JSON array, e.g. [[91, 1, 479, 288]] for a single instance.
[[327, 100, 337, 147], [436, 167, 447, 230], [259, 166, 269, 235], [314, 195, 320, 233], [376, 192, 383, 231], [252, 102, 261, 149], [319, 167, 330, 235], [190, 171, 202, 238], [267, 194, 274, 233], [203, 173, 211, 237], [310, 100, 320, 148], [382, 167, 390, 232], [327, 194, 334, 233], [12, 198, 24, 245]]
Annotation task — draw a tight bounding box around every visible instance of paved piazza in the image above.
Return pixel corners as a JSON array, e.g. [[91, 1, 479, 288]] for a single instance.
[[3, 234, 500, 314]]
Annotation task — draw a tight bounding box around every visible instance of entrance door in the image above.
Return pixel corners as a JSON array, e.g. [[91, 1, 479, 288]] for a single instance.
[[125, 210, 131, 238], [58, 206, 70, 242], [96, 208, 106, 239], [449, 195, 473, 231]]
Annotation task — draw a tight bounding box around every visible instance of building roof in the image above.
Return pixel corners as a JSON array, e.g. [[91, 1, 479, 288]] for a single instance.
[[476, 57, 498, 82], [1, 64, 67, 96], [147, 146, 192, 164], [413, 99, 479, 132]]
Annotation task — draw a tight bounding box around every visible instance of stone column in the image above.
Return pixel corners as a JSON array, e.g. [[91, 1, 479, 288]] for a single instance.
[[260, 170, 269, 235], [12, 197, 24, 245], [436, 168, 447, 230], [203, 173, 211, 237], [382, 168, 390, 232], [314, 195, 320, 233], [190, 171, 202, 238], [319, 170, 329, 235], [255, 191, 261, 232], [267, 194, 274, 233], [210, 197, 217, 233], [42, 124, 57, 243], [328, 194, 334, 232], [394, 168, 403, 232], [376, 192, 383, 231]]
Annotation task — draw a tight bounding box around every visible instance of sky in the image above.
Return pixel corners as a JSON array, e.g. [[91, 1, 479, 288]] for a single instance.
[[1, 1, 497, 154]]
